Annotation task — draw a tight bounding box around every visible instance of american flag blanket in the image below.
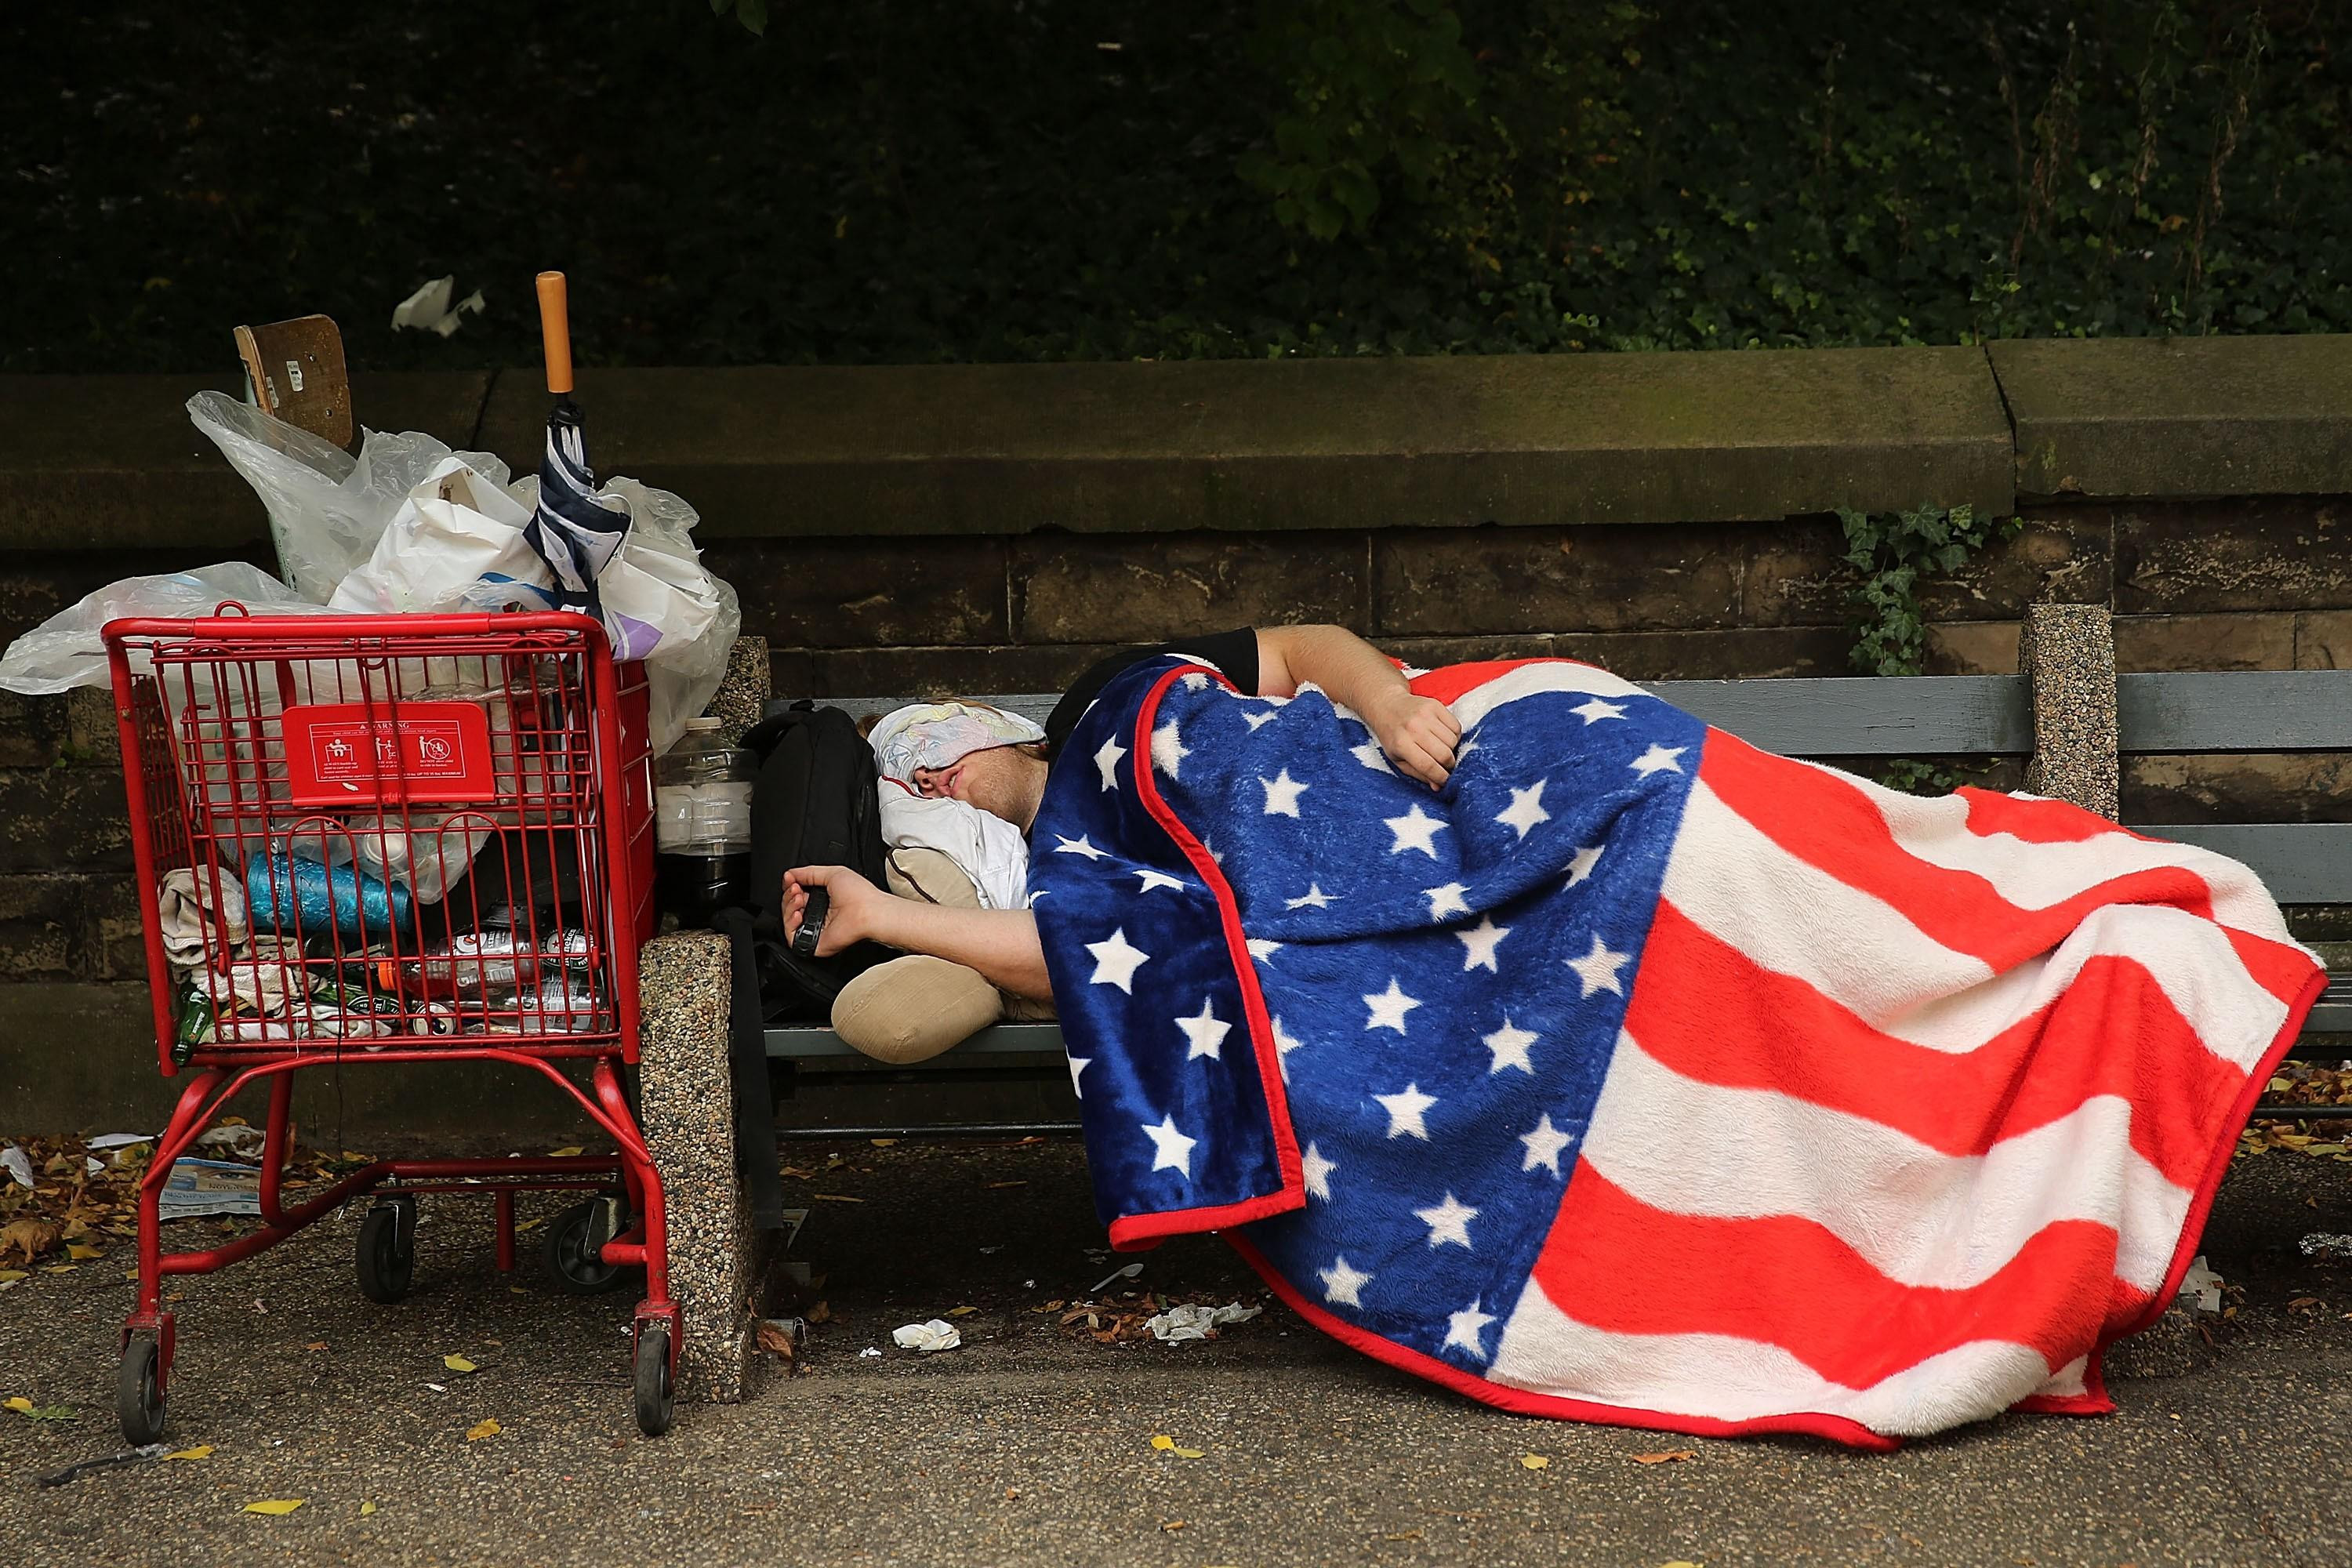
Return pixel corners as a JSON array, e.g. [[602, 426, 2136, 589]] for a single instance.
[[1027, 655, 2325, 1449]]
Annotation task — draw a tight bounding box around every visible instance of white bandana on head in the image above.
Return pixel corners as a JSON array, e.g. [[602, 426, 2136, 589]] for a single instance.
[[869, 701, 1047, 787]]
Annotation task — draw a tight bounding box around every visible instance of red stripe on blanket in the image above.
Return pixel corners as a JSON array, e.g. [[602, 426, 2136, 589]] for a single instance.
[[1624, 902, 2250, 1189], [1530, 1164, 2150, 1389], [1697, 730, 2220, 958]]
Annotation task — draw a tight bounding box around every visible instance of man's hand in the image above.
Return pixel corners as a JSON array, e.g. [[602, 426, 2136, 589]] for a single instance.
[[783, 864, 887, 958], [1365, 689, 1461, 789]]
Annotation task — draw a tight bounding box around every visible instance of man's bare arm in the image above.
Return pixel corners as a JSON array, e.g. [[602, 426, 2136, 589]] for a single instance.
[[784, 864, 1052, 1000], [1257, 624, 1461, 787]]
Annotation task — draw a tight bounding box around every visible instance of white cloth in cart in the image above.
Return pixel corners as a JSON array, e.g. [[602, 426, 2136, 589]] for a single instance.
[[156, 866, 251, 971], [876, 780, 1030, 912]]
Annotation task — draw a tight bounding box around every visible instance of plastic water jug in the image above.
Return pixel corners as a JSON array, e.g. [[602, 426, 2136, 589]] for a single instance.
[[653, 717, 754, 924]]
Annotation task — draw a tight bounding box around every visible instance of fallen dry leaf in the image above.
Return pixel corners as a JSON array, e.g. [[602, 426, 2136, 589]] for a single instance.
[[987, 1180, 1027, 1189], [2287, 1297, 2323, 1312], [2, 1396, 31, 1414], [811, 1193, 865, 1203], [546, 1146, 586, 1159], [806, 1301, 832, 1324], [66, 1243, 102, 1261], [0, 1218, 59, 1265], [243, 1500, 306, 1516], [465, 1418, 502, 1442], [1633, 1449, 1697, 1465], [869, 1138, 898, 1147], [165, 1445, 215, 1461], [1521, 1454, 1551, 1469], [444, 1354, 479, 1374], [305, 1341, 328, 1352], [756, 1322, 798, 1359], [946, 1305, 978, 1318], [360, 1501, 377, 1516]]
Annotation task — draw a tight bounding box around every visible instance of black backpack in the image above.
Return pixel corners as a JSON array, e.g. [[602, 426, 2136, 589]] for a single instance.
[[742, 702, 894, 1021]]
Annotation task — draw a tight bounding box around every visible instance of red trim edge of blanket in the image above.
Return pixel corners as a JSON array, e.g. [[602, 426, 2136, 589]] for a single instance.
[[2016, 956, 2329, 1418], [1100, 662, 1306, 1244], [1218, 1229, 1902, 1452]]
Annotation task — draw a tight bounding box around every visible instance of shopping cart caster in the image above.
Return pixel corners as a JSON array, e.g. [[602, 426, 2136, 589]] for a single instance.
[[633, 1326, 674, 1438], [356, 1196, 418, 1305], [544, 1192, 630, 1295], [117, 1335, 165, 1446]]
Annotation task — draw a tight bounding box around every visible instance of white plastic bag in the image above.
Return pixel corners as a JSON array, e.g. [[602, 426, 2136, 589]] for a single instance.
[[0, 562, 334, 695], [187, 391, 510, 602], [328, 458, 549, 615]]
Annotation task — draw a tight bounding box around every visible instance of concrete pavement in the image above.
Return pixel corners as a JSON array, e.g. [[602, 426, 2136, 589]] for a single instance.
[[3, 1136, 2347, 1568]]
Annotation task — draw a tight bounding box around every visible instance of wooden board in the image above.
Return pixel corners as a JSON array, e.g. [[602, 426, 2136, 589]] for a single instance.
[[233, 315, 354, 452], [2120, 670, 2352, 753], [767, 1021, 1065, 1058], [2136, 822, 2352, 906]]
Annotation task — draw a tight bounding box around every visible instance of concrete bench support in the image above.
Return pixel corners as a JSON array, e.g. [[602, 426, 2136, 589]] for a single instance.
[[2020, 603, 2119, 821], [636, 930, 761, 1403]]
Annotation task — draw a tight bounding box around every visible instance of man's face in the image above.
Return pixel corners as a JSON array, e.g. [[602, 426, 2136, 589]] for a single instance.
[[912, 744, 1031, 827]]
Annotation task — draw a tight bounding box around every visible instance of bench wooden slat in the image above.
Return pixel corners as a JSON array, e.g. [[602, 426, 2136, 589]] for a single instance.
[[2119, 670, 2352, 753], [767, 1021, 1066, 1058], [809, 674, 2032, 759], [2135, 823, 2352, 906], [1643, 676, 2031, 757]]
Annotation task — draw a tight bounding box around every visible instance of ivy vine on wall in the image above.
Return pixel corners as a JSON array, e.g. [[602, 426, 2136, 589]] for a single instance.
[[1838, 501, 2024, 793]]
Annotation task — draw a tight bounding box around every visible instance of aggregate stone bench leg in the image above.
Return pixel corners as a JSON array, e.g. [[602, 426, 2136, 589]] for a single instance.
[[2018, 604, 2223, 1374], [637, 930, 762, 1403], [2019, 603, 2119, 820]]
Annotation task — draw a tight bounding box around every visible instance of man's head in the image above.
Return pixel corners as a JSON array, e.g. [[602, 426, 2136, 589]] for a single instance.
[[868, 700, 1053, 833], [910, 741, 1051, 833]]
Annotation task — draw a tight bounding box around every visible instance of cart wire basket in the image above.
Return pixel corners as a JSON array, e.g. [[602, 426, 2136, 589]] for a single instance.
[[102, 608, 679, 1439]]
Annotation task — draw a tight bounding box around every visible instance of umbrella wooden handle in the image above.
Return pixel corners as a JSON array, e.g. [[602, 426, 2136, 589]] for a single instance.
[[535, 270, 574, 396]]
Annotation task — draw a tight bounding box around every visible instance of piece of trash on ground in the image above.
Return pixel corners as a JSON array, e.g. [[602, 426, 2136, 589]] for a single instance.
[[86, 1133, 154, 1152], [891, 1319, 962, 1352], [858, 1346, 882, 1358], [2301, 1232, 2352, 1260], [2180, 1254, 2224, 1314], [158, 1159, 261, 1220], [1145, 1301, 1262, 1343], [1090, 1261, 1144, 1294], [0, 1145, 31, 1188], [194, 1123, 267, 1160]]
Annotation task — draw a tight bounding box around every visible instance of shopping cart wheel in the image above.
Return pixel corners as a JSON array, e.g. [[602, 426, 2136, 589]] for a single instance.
[[633, 1326, 674, 1438], [118, 1336, 165, 1446], [544, 1193, 629, 1295], [356, 1197, 417, 1305]]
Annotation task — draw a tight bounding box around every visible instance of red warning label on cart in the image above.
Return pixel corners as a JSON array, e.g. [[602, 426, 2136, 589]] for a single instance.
[[281, 702, 496, 805]]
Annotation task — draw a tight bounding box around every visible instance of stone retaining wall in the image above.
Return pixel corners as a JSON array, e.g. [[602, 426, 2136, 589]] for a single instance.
[[2, 336, 2346, 1127]]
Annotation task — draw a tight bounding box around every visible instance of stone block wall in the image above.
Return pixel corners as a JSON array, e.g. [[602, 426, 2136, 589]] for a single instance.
[[2, 336, 2348, 1126]]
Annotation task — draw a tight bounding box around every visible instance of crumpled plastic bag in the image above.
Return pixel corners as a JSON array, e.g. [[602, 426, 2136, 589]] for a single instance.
[[326, 458, 545, 617], [187, 390, 510, 602], [0, 562, 333, 697], [1144, 1301, 1262, 1343], [891, 1319, 964, 1352]]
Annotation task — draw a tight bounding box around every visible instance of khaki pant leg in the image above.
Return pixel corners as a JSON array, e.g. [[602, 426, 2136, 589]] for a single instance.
[[829, 847, 1005, 1064]]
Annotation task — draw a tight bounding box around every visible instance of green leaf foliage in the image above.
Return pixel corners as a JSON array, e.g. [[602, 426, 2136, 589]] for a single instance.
[[8, 1, 2347, 372]]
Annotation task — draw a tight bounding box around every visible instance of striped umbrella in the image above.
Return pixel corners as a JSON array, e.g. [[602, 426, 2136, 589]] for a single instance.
[[526, 271, 631, 617]]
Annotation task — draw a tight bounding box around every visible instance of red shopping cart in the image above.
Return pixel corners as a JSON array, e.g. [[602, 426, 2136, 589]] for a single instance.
[[102, 608, 678, 1440]]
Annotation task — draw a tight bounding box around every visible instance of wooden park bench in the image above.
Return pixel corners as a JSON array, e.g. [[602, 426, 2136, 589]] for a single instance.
[[656, 604, 2350, 1399], [756, 604, 2350, 1131]]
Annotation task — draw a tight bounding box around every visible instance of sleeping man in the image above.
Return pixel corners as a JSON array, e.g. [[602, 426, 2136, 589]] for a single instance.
[[789, 624, 1460, 1060]]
